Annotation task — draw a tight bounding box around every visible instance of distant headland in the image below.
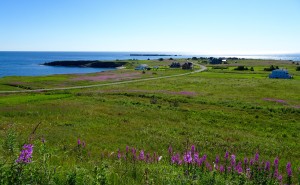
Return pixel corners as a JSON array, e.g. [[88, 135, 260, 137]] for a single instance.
[[130, 54, 179, 56]]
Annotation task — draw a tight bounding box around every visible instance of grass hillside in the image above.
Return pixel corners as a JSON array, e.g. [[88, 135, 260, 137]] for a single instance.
[[0, 58, 299, 184]]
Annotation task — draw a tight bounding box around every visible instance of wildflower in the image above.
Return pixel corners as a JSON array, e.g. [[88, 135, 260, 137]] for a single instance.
[[265, 161, 270, 171], [16, 144, 34, 164], [231, 154, 236, 167], [126, 146, 129, 153], [244, 158, 248, 165], [194, 152, 199, 163], [219, 165, 225, 173], [286, 162, 292, 177], [274, 157, 279, 169], [225, 151, 229, 160], [254, 152, 259, 162], [215, 155, 220, 165], [277, 174, 282, 181], [139, 150, 145, 161], [117, 149, 121, 159], [158, 156, 163, 161], [206, 162, 212, 171], [146, 153, 150, 163], [250, 158, 254, 166], [184, 151, 192, 164], [82, 141, 86, 148], [191, 145, 195, 154], [77, 139, 81, 146]]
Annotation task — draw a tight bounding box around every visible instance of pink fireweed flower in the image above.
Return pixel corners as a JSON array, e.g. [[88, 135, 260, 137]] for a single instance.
[[117, 149, 121, 159], [206, 162, 212, 171], [231, 154, 236, 167], [274, 157, 279, 169], [254, 152, 259, 162], [215, 155, 220, 165], [194, 152, 199, 163], [286, 162, 292, 177], [265, 161, 270, 171], [139, 150, 145, 161], [191, 145, 195, 154], [16, 144, 34, 164], [225, 151, 229, 160], [184, 151, 192, 164], [277, 174, 282, 181], [219, 165, 225, 173]]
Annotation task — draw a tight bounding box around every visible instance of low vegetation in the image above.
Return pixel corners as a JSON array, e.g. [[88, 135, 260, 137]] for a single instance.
[[0, 58, 299, 184]]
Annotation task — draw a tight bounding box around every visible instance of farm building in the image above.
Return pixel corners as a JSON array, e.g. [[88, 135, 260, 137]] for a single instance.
[[135, 64, 149, 70], [269, 69, 292, 79]]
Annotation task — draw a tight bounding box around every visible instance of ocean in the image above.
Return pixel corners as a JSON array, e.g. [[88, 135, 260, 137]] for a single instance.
[[0, 51, 299, 78]]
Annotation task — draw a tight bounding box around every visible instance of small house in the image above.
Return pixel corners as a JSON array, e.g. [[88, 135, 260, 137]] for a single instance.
[[135, 64, 148, 70], [269, 69, 292, 79]]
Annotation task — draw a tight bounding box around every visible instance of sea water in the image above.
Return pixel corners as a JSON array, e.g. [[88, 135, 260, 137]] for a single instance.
[[0, 51, 299, 77]]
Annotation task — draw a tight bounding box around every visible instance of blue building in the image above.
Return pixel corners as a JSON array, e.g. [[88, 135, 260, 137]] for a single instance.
[[269, 69, 292, 79]]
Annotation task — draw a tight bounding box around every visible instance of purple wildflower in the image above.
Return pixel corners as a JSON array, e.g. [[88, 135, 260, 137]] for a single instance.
[[225, 151, 229, 160], [274, 157, 279, 169], [250, 158, 254, 166], [255, 152, 259, 162], [146, 153, 151, 163], [117, 149, 121, 159], [82, 141, 86, 148], [191, 145, 195, 154], [286, 162, 292, 177], [244, 158, 248, 165], [231, 154, 236, 167], [126, 146, 129, 153], [219, 165, 225, 173], [77, 139, 81, 146], [194, 152, 199, 163], [215, 155, 220, 165], [277, 174, 282, 181], [183, 151, 192, 164], [139, 150, 145, 161], [265, 161, 270, 171], [16, 144, 34, 164], [206, 162, 212, 171]]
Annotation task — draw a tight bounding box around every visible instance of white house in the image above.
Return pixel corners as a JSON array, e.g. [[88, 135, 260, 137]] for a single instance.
[[269, 69, 292, 79], [135, 64, 148, 70]]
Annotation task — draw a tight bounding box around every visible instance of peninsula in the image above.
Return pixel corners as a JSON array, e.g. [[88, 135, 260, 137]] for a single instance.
[[43, 60, 127, 68]]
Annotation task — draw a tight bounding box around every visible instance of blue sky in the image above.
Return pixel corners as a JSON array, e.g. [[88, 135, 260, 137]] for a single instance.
[[0, 0, 299, 54]]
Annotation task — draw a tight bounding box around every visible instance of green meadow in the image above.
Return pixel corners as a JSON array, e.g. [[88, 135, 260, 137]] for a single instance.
[[0, 58, 299, 184]]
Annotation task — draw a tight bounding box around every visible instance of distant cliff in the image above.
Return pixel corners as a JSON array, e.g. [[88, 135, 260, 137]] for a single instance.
[[43, 60, 127, 68]]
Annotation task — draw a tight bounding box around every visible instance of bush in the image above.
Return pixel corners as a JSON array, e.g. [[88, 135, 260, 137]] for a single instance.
[[158, 58, 164, 61], [296, 66, 300, 71], [264, 65, 279, 71], [234, 66, 248, 71]]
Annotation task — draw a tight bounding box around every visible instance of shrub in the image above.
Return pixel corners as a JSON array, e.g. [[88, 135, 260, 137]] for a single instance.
[[234, 66, 248, 71], [296, 66, 300, 71]]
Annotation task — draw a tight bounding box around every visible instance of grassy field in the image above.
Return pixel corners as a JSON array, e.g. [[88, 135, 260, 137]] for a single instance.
[[0, 58, 299, 184]]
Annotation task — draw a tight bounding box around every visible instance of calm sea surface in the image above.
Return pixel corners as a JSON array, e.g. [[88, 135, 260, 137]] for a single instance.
[[0, 52, 299, 77]]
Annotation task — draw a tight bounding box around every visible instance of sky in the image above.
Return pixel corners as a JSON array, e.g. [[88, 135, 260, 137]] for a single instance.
[[0, 0, 299, 54]]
